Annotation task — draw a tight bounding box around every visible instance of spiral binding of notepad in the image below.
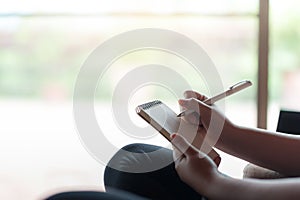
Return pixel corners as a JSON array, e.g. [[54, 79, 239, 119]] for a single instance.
[[138, 100, 162, 110]]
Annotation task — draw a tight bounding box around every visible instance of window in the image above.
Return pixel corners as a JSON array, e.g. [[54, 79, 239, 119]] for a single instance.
[[0, 1, 261, 198], [268, 0, 300, 129]]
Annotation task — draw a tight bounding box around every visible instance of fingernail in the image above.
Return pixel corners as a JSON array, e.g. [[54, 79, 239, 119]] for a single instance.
[[171, 133, 177, 139], [178, 99, 187, 105]]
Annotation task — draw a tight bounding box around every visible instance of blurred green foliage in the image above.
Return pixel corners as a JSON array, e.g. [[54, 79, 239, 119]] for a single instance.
[[270, 1, 300, 100], [0, 16, 258, 101], [0, 1, 299, 102]]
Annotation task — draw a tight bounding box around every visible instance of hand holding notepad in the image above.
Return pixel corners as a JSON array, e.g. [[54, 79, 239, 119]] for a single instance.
[[136, 100, 220, 165]]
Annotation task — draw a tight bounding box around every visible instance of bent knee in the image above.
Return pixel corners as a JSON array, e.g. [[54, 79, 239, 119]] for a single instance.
[[120, 143, 162, 153], [105, 143, 173, 173]]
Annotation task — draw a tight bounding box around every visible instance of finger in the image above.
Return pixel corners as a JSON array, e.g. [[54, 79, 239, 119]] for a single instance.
[[172, 147, 184, 162], [178, 98, 199, 125], [178, 99, 201, 126], [184, 90, 208, 101], [179, 98, 211, 115], [171, 134, 184, 160], [179, 98, 212, 128], [171, 134, 199, 157], [183, 113, 200, 125]]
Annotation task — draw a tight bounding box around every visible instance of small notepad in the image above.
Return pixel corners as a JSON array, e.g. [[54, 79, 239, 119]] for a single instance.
[[136, 100, 219, 161], [136, 100, 180, 141]]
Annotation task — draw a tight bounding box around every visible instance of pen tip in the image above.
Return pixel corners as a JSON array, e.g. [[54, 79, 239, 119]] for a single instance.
[[177, 113, 183, 117]]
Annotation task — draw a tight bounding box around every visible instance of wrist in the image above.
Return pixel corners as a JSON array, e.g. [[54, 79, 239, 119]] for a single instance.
[[205, 171, 233, 200], [224, 120, 238, 134], [200, 169, 224, 197], [215, 121, 239, 147]]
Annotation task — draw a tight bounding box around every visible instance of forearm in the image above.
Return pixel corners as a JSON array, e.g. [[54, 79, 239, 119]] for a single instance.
[[214, 124, 300, 176], [204, 173, 300, 200]]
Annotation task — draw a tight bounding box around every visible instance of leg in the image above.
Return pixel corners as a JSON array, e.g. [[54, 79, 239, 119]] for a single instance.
[[45, 189, 148, 200], [104, 143, 203, 200]]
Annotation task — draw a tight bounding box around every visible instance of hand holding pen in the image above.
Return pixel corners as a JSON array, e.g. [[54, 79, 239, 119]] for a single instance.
[[177, 80, 252, 117]]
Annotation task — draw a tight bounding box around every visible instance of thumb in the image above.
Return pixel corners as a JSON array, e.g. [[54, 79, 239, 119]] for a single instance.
[[178, 98, 212, 127], [179, 97, 211, 113], [183, 90, 208, 101], [171, 134, 199, 157]]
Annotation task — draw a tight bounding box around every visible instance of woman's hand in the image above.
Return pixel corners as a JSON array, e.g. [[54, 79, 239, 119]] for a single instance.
[[172, 134, 300, 200], [178, 90, 235, 146], [179, 90, 208, 125], [171, 133, 220, 196]]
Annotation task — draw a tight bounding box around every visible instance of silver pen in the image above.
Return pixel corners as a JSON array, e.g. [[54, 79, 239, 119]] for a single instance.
[[177, 80, 252, 117]]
